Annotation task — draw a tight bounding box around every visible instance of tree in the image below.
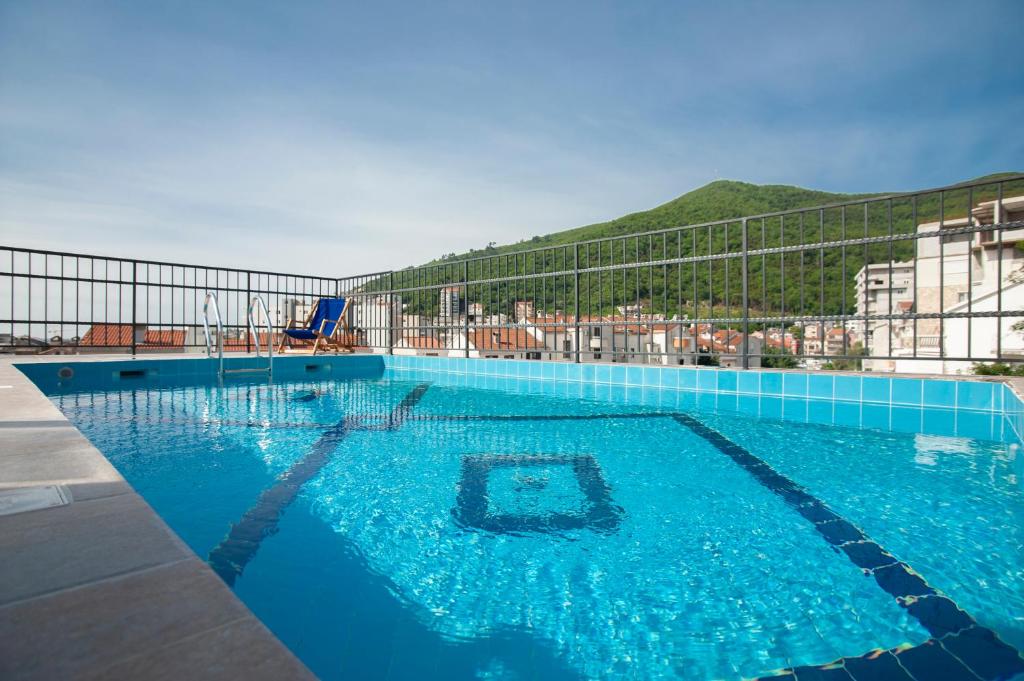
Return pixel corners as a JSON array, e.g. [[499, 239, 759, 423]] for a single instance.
[[972, 362, 1024, 376], [696, 351, 719, 366], [822, 343, 868, 371], [761, 345, 799, 368]]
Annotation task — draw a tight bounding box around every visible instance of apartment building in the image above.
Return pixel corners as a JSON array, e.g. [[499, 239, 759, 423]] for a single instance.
[[854, 261, 915, 340], [348, 295, 401, 352], [869, 194, 1024, 373], [439, 286, 463, 323], [802, 323, 857, 357]]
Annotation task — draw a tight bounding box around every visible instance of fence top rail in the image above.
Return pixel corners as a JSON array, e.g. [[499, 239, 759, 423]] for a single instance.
[[0, 245, 340, 282], [404, 172, 1024, 270]]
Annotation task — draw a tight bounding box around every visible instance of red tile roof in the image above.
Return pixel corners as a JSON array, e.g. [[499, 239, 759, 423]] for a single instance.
[[223, 332, 284, 352], [604, 315, 648, 335], [469, 328, 544, 351], [398, 336, 445, 349], [524, 314, 574, 333], [80, 324, 186, 347]]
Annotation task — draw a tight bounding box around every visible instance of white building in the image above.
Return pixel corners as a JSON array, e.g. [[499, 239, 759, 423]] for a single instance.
[[854, 261, 915, 341], [348, 295, 401, 352], [870, 194, 1024, 373], [513, 301, 536, 322], [392, 335, 446, 356], [275, 298, 315, 329], [802, 323, 858, 357], [439, 286, 462, 322], [449, 327, 545, 360]]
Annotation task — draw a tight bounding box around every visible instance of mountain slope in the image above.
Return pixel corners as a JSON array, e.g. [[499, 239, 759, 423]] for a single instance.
[[389, 172, 1022, 321]]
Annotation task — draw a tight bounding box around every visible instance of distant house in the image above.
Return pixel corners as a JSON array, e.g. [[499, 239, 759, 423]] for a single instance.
[[521, 314, 575, 360], [393, 335, 446, 357], [648, 321, 688, 365], [702, 327, 762, 368], [79, 324, 191, 353], [824, 327, 855, 356], [563, 315, 647, 362], [458, 327, 545, 359], [223, 331, 284, 352]]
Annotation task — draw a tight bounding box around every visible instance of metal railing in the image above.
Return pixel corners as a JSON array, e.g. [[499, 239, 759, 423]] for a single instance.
[[202, 291, 224, 376], [0, 251, 338, 355], [245, 296, 273, 376], [3, 173, 1024, 373]]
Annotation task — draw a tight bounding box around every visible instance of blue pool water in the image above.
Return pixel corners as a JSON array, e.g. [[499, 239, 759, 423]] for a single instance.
[[41, 366, 1024, 680]]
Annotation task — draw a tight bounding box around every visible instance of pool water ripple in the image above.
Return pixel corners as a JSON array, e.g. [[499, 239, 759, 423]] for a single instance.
[[51, 375, 1024, 680]]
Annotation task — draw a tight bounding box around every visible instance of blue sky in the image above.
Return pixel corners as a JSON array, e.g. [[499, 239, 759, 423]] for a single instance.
[[1, 1, 1022, 274]]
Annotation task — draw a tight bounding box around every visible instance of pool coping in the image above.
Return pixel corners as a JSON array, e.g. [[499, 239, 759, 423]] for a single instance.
[[0, 356, 315, 680], [13, 350, 1023, 398]]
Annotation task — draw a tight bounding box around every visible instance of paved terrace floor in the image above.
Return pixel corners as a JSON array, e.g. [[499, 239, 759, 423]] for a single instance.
[[0, 355, 314, 680]]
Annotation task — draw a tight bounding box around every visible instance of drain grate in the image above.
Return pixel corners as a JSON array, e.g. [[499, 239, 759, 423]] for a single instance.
[[0, 485, 71, 516]]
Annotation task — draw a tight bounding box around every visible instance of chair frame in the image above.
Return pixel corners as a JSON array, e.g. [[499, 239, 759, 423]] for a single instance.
[[277, 298, 354, 355]]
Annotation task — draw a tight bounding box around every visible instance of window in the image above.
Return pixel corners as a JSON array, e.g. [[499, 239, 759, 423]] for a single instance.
[[958, 292, 969, 303], [592, 327, 601, 337]]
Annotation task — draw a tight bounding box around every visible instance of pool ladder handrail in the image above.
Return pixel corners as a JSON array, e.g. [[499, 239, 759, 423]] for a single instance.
[[202, 291, 224, 376], [220, 296, 274, 377], [245, 296, 273, 377]]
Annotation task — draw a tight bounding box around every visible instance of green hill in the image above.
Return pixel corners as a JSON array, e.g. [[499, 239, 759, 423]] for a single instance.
[[387, 173, 1023, 322], [433, 180, 882, 263]]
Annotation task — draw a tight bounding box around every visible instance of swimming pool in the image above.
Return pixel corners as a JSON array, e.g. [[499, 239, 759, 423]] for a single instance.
[[21, 357, 1024, 680]]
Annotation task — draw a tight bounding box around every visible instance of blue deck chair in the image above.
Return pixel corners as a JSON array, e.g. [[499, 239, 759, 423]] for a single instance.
[[277, 298, 353, 355]]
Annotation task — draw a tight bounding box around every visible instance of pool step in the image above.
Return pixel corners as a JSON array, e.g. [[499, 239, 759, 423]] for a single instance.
[[223, 367, 272, 375]]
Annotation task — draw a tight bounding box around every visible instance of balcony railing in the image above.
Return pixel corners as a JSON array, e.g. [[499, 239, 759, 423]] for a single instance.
[[3, 173, 1024, 371]]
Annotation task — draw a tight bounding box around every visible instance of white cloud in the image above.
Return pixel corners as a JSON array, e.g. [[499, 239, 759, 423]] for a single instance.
[[1, 0, 1021, 280], [0, 102, 663, 275]]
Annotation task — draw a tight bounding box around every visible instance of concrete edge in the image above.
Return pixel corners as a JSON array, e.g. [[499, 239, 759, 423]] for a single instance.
[[0, 360, 316, 680]]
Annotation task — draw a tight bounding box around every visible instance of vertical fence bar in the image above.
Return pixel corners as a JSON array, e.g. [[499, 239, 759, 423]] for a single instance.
[[997, 181, 1004, 360], [245, 271, 252, 353], [131, 260, 137, 357], [967, 185, 973, 358], [574, 243, 581, 363], [388, 270, 394, 355], [912, 196, 918, 359], [939, 192, 945, 362], [741, 218, 750, 369], [463, 260, 470, 358]]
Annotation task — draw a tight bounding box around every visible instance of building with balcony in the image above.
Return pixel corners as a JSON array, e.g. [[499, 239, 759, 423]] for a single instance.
[[868, 194, 1024, 373]]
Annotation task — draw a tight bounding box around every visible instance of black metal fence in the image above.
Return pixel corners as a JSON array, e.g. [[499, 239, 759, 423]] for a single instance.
[[0, 252, 337, 354], [4, 174, 1024, 372]]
